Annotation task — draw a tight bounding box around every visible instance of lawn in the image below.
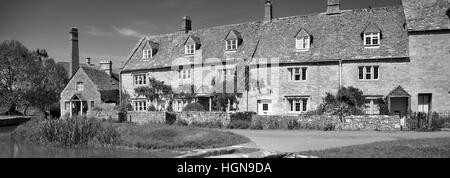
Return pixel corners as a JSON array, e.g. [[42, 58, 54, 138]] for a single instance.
[[297, 137, 450, 158]]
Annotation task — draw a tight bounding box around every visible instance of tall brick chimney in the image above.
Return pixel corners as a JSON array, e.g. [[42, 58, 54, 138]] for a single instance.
[[180, 16, 192, 33], [86, 57, 91, 65], [327, 0, 341, 15], [100, 60, 112, 76], [70, 27, 79, 78], [264, 0, 273, 23]]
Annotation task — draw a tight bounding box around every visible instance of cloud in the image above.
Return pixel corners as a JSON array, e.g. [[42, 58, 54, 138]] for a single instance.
[[85, 26, 115, 37], [114, 27, 145, 38]]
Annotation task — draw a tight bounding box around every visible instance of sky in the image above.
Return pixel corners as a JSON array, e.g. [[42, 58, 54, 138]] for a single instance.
[[0, 0, 402, 69]]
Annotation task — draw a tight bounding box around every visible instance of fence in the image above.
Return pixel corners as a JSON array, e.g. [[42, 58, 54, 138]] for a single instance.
[[405, 112, 450, 131]]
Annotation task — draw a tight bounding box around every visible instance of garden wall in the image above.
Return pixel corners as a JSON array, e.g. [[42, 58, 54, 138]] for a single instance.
[[251, 115, 402, 131], [87, 104, 119, 121], [127, 111, 166, 125], [127, 111, 231, 126]]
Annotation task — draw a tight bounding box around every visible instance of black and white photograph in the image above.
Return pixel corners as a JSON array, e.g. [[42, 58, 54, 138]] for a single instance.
[[1, 0, 450, 166]]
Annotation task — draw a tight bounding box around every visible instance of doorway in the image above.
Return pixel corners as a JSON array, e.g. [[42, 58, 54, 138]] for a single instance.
[[418, 94, 432, 114]]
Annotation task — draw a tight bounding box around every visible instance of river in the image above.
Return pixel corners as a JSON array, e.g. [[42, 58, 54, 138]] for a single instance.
[[0, 125, 180, 158]]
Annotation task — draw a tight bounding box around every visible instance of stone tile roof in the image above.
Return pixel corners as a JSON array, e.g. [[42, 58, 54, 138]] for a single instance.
[[81, 66, 119, 91], [122, 6, 408, 72], [388, 85, 411, 97], [402, 0, 450, 31]]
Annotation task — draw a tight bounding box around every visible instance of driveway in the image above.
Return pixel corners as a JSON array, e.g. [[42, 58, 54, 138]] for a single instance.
[[227, 130, 450, 152]]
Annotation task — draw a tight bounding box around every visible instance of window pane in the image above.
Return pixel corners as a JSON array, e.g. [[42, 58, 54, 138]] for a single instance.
[[359, 67, 364, 79], [302, 68, 307, 80], [302, 100, 307, 111], [295, 102, 301, 111], [289, 100, 293, 111], [365, 37, 371, 45], [374, 66, 379, 79], [366, 67, 371, 80], [263, 104, 268, 111], [295, 74, 301, 81], [372, 38, 379, 45]]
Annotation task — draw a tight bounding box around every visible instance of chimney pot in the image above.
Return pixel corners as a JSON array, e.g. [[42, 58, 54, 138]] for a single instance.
[[264, 0, 273, 23], [180, 16, 192, 33], [327, 0, 341, 15], [100, 60, 112, 76]]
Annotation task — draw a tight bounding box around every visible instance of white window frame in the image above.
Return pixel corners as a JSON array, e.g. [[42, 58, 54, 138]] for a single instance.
[[185, 44, 195, 55], [133, 100, 147, 112], [358, 66, 379, 81], [364, 33, 380, 47], [143, 49, 152, 59], [288, 67, 307, 81], [295, 36, 310, 51], [179, 69, 192, 80], [134, 74, 147, 86], [76, 82, 84, 91], [288, 99, 308, 113], [226, 39, 238, 51]]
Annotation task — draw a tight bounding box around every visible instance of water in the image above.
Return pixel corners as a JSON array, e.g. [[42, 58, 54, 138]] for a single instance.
[[0, 126, 179, 158]]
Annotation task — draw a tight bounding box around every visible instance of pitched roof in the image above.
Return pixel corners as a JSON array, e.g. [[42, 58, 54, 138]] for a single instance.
[[122, 6, 408, 72], [402, 0, 450, 31], [295, 28, 311, 38], [81, 66, 119, 91], [363, 22, 382, 33], [388, 85, 411, 97]]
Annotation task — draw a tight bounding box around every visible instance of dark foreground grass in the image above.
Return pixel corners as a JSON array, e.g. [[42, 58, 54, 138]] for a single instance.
[[297, 137, 450, 158], [10, 117, 251, 151]]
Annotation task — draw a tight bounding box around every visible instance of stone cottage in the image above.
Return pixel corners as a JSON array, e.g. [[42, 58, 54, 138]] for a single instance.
[[60, 28, 120, 117], [120, 0, 450, 115]]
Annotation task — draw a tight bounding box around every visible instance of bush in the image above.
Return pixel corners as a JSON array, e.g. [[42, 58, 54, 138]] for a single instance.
[[183, 103, 205, 112], [118, 111, 127, 123], [287, 118, 300, 130], [165, 112, 177, 125], [227, 120, 251, 129], [49, 105, 61, 119], [250, 120, 264, 130], [147, 105, 156, 111], [316, 86, 366, 116]]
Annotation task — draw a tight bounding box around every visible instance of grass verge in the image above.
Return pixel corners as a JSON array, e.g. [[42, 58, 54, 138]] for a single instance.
[[297, 137, 450, 158]]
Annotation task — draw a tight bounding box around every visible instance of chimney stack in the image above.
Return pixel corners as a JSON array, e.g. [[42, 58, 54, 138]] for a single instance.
[[86, 57, 91, 65], [100, 60, 112, 76], [327, 0, 341, 15], [70, 27, 79, 78], [264, 0, 273, 23], [180, 16, 192, 33]]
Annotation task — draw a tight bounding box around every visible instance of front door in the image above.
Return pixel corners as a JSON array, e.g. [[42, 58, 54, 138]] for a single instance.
[[72, 101, 81, 116], [418, 94, 432, 114], [390, 97, 408, 116]]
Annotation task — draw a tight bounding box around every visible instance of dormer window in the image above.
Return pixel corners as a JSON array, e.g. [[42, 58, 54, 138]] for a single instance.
[[226, 39, 238, 51], [185, 44, 195, 55], [143, 49, 152, 59], [362, 22, 382, 47], [294, 28, 312, 51], [184, 35, 200, 55], [295, 37, 310, 50], [224, 30, 242, 51], [364, 33, 380, 46]]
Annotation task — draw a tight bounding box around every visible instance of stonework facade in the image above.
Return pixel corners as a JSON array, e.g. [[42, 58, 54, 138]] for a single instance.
[[120, 0, 450, 115]]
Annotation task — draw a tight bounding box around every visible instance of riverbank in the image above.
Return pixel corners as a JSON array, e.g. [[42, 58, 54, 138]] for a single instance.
[[5, 117, 251, 157]]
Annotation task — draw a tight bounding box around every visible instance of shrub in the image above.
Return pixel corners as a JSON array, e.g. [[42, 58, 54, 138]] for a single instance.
[[147, 105, 156, 111], [165, 112, 177, 125], [175, 119, 188, 126], [287, 118, 300, 130], [183, 103, 205, 112], [227, 120, 251, 129], [316, 86, 366, 116], [118, 111, 127, 123], [250, 120, 264, 130]]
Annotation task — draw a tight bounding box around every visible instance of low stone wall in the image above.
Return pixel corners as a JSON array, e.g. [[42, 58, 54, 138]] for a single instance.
[[341, 115, 402, 131], [251, 115, 401, 131], [87, 104, 119, 121], [127, 111, 166, 125], [174, 112, 231, 126]]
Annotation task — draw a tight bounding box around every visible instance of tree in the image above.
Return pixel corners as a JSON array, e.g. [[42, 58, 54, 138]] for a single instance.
[[134, 77, 174, 111], [0, 40, 39, 114], [317, 86, 366, 117]]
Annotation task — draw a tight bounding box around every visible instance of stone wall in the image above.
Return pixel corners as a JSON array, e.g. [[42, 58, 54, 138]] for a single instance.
[[175, 112, 231, 126], [127, 111, 166, 125], [87, 103, 119, 121], [251, 114, 402, 131]]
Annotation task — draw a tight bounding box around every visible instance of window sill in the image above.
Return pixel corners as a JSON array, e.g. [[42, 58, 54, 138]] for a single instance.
[[364, 45, 380, 49], [294, 49, 310, 52], [289, 80, 308, 83], [358, 79, 380, 82], [225, 50, 237, 53]]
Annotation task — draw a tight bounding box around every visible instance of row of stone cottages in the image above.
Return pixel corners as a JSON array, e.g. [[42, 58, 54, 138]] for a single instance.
[[60, 0, 450, 117]]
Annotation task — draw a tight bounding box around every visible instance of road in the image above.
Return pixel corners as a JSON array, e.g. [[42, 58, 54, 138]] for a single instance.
[[227, 129, 450, 152]]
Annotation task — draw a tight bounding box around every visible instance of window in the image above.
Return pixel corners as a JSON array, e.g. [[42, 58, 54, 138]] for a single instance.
[[134, 74, 147, 86], [226, 39, 238, 51], [179, 69, 192, 79], [288, 67, 307, 81], [134, 100, 147, 111], [262, 104, 269, 111], [143, 49, 152, 59], [90, 101, 94, 109], [364, 33, 380, 46], [185, 45, 195, 55], [295, 37, 310, 50], [76, 82, 84, 91], [418, 94, 432, 114], [289, 99, 308, 112], [358, 66, 379, 80]]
